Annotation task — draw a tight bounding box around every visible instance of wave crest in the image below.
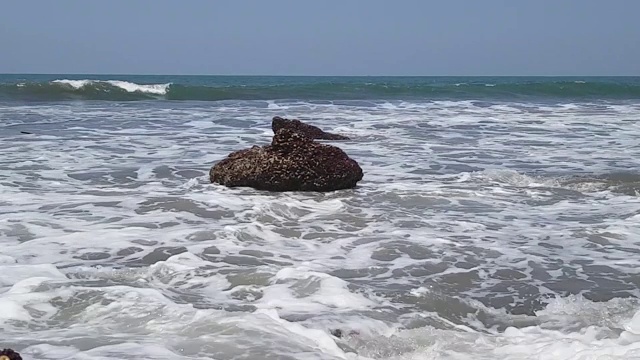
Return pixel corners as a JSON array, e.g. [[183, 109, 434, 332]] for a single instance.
[[52, 79, 170, 95]]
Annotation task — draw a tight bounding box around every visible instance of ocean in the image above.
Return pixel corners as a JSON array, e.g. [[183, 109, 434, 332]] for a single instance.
[[1, 75, 640, 359]]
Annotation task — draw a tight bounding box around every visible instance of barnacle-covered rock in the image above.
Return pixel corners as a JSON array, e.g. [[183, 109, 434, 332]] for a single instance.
[[0, 349, 22, 360], [272, 116, 350, 140], [210, 128, 362, 192]]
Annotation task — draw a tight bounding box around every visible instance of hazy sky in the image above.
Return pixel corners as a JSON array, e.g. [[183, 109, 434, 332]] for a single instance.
[[1, 0, 639, 75]]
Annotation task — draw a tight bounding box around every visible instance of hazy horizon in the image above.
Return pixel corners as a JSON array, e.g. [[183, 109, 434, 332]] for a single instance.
[[1, 0, 639, 76], [1, 73, 640, 77]]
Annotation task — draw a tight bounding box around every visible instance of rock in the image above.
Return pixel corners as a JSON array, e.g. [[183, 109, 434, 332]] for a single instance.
[[210, 128, 363, 192], [272, 116, 350, 140], [330, 328, 360, 338], [0, 348, 22, 360]]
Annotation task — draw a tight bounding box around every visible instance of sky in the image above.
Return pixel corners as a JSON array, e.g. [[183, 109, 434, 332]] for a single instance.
[[1, 0, 639, 76]]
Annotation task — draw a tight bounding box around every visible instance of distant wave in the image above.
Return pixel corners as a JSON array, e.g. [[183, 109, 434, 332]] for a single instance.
[[1, 79, 640, 102], [0, 79, 170, 101], [52, 79, 171, 95]]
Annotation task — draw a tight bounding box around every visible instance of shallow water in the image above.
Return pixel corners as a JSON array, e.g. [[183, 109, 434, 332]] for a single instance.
[[2, 98, 640, 359]]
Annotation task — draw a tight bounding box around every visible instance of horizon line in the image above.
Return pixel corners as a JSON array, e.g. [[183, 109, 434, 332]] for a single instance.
[[1, 73, 639, 77]]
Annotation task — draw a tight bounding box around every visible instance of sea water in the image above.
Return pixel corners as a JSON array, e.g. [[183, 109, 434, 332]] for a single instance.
[[1, 75, 640, 359]]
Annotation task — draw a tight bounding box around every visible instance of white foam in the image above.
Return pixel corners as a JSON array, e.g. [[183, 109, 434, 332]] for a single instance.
[[342, 297, 640, 360], [478, 168, 561, 188], [255, 267, 378, 315], [52, 79, 93, 89], [0, 264, 67, 287], [252, 309, 354, 359], [625, 311, 640, 335], [52, 79, 171, 94], [106, 80, 171, 95]]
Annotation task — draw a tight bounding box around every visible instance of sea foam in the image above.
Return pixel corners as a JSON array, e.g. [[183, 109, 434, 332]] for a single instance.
[[52, 79, 171, 95]]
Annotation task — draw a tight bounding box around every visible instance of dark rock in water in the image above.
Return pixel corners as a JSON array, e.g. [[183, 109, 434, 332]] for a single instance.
[[0, 348, 22, 360], [210, 128, 363, 192], [272, 116, 350, 140], [330, 328, 360, 338]]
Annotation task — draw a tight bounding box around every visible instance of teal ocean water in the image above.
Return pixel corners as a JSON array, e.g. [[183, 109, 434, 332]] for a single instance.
[[2, 74, 640, 359], [1, 74, 640, 101]]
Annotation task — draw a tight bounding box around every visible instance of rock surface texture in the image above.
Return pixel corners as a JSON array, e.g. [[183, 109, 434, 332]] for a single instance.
[[0, 349, 22, 360], [210, 128, 363, 192], [272, 116, 350, 140]]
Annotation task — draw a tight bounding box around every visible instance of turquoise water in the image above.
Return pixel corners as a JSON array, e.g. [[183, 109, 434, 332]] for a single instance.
[[1, 75, 639, 101]]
